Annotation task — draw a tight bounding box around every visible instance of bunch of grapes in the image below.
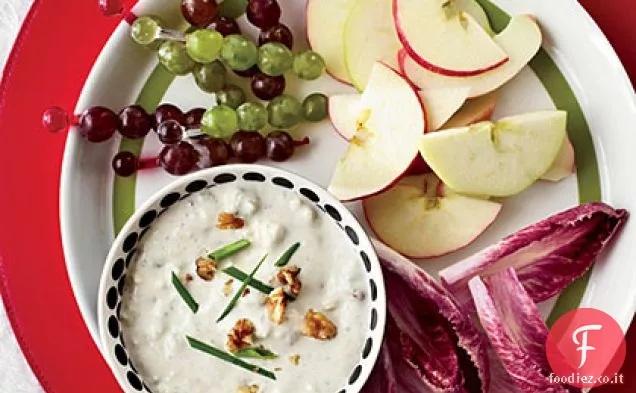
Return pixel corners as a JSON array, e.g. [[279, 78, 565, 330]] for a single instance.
[[43, 104, 310, 177]]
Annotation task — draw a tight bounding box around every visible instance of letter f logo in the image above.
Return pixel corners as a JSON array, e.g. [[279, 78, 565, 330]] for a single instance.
[[572, 324, 603, 368]]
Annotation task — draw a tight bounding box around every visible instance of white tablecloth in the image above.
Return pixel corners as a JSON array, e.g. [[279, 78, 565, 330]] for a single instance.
[[1, 0, 45, 391]]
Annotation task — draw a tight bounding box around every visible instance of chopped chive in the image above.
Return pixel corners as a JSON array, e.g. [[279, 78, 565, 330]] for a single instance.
[[275, 242, 301, 267], [235, 347, 278, 360], [223, 266, 274, 294], [171, 272, 199, 313], [209, 239, 251, 260], [186, 336, 276, 380], [217, 254, 268, 322]]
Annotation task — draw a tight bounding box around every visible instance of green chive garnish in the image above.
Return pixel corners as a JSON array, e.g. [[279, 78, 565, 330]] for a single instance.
[[275, 242, 301, 267], [222, 266, 274, 294], [217, 254, 267, 322], [186, 336, 276, 380], [235, 347, 279, 360], [171, 272, 199, 313], [209, 239, 251, 260]]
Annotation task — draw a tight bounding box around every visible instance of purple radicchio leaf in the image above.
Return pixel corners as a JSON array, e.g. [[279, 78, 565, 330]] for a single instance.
[[469, 268, 581, 393], [440, 202, 628, 304], [372, 238, 490, 393]]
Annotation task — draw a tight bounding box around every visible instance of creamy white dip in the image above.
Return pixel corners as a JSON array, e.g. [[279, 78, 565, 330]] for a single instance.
[[120, 184, 369, 393]]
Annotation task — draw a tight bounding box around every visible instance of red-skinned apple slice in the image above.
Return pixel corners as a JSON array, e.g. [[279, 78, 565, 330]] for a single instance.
[[329, 88, 468, 141], [343, 0, 402, 90], [306, 0, 357, 84], [363, 174, 502, 258], [393, 0, 508, 76], [442, 91, 498, 129], [541, 137, 575, 182], [399, 15, 542, 98], [327, 63, 426, 201]]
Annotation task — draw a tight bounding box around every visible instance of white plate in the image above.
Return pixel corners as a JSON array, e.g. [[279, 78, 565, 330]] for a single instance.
[[61, 0, 636, 355]]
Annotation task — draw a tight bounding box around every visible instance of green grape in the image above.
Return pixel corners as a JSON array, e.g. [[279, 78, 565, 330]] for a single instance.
[[201, 105, 239, 138], [193, 61, 227, 93], [219, 0, 248, 18], [236, 102, 268, 131], [131, 16, 162, 45], [292, 50, 326, 80], [257, 42, 293, 77], [267, 94, 302, 129], [302, 93, 328, 122], [220, 34, 258, 71], [186, 29, 224, 64], [158, 41, 196, 75], [216, 84, 246, 109]]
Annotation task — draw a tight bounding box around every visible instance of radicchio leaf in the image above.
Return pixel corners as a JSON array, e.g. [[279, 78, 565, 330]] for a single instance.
[[440, 202, 628, 304], [372, 238, 490, 393], [469, 268, 581, 393]]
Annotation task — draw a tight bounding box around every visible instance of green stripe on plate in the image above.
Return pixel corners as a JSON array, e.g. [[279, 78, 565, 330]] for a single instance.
[[112, 65, 175, 235], [476, 0, 602, 326]]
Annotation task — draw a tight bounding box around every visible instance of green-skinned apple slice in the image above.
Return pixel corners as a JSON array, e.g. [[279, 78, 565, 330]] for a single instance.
[[394, 0, 508, 76], [329, 87, 468, 141], [363, 174, 502, 258], [399, 15, 542, 98], [343, 0, 402, 91], [328, 63, 426, 201], [306, 0, 357, 84], [418, 111, 567, 197], [441, 91, 498, 129]]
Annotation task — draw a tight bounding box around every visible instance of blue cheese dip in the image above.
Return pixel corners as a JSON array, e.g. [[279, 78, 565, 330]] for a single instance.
[[120, 183, 369, 393]]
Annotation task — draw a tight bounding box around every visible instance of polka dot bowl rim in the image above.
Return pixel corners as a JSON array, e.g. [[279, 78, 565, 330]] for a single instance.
[[97, 164, 387, 393]]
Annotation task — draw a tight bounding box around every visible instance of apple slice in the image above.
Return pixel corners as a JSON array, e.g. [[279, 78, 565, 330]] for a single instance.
[[306, 0, 357, 84], [442, 91, 498, 129], [363, 174, 502, 258], [344, 0, 402, 90], [541, 137, 575, 182], [329, 88, 467, 141], [394, 0, 508, 76], [328, 63, 426, 201], [455, 0, 494, 36], [418, 111, 567, 197], [399, 15, 542, 98]]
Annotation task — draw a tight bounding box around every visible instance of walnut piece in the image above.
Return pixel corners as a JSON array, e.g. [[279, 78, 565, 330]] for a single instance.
[[217, 212, 245, 230], [242, 287, 251, 297], [237, 384, 259, 393], [302, 309, 338, 340], [265, 287, 288, 324], [289, 354, 300, 365], [185, 274, 194, 282], [276, 265, 302, 297], [223, 279, 234, 297], [227, 319, 255, 353], [196, 257, 217, 281]]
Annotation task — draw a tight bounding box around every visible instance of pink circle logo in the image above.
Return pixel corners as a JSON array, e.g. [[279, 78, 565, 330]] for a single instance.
[[546, 308, 626, 388]]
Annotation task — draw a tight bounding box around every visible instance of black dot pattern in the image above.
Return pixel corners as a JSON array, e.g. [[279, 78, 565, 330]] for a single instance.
[[186, 180, 208, 192], [214, 173, 236, 183], [106, 287, 118, 310], [127, 371, 143, 391], [111, 258, 125, 281], [324, 204, 342, 221], [122, 232, 138, 253], [272, 176, 294, 188], [370, 308, 378, 330], [139, 210, 157, 228], [345, 226, 359, 245], [125, 249, 136, 267], [115, 344, 128, 366], [160, 192, 180, 208], [362, 338, 373, 359], [108, 316, 119, 338], [348, 365, 362, 385], [360, 251, 371, 272], [299, 187, 319, 202], [243, 172, 266, 182], [369, 279, 378, 301]]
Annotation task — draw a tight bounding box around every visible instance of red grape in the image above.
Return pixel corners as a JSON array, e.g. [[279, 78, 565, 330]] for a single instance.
[[230, 131, 266, 163], [258, 24, 293, 49], [159, 141, 200, 175], [246, 0, 281, 29], [78, 106, 119, 142], [184, 108, 206, 129], [156, 120, 184, 144], [42, 106, 69, 133], [265, 131, 294, 161], [194, 137, 232, 168], [234, 64, 260, 78], [251, 72, 285, 100], [112, 151, 138, 177], [208, 16, 241, 36], [119, 105, 152, 139], [181, 0, 219, 27], [154, 104, 185, 127]]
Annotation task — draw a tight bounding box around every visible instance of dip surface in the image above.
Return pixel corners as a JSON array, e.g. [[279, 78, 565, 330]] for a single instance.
[[120, 183, 369, 393]]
